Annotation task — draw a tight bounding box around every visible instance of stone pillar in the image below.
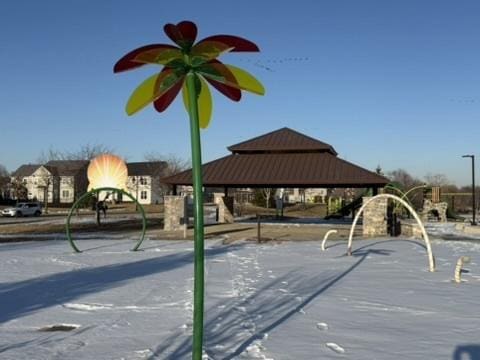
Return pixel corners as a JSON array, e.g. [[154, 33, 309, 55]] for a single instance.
[[362, 196, 388, 237], [214, 193, 235, 223], [164, 195, 186, 231]]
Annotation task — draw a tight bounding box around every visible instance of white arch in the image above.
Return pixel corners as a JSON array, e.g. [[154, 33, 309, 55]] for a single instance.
[[347, 194, 435, 272], [321, 230, 338, 251]]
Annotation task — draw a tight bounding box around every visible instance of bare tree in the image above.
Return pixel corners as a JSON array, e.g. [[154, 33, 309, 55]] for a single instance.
[[259, 188, 277, 209], [144, 152, 190, 176], [71, 144, 115, 160], [10, 177, 28, 201], [424, 173, 450, 187], [387, 169, 423, 190], [0, 165, 10, 199], [37, 143, 115, 162]]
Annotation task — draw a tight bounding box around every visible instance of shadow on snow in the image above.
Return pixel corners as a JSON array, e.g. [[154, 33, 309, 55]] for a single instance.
[[0, 245, 244, 325], [152, 248, 391, 359]]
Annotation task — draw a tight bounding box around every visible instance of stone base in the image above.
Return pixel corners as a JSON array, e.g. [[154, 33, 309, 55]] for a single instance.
[[362, 196, 388, 237], [164, 195, 186, 231], [214, 193, 234, 223]]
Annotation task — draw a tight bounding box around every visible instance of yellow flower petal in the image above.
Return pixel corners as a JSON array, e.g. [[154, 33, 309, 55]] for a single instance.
[[198, 76, 213, 128], [126, 70, 182, 115], [225, 64, 265, 95], [182, 76, 213, 129], [126, 73, 159, 115]]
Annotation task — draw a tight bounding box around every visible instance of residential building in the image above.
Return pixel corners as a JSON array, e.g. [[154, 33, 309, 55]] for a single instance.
[[11, 161, 88, 204], [125, 161, 168, 205], [10, 160, 168, 205]]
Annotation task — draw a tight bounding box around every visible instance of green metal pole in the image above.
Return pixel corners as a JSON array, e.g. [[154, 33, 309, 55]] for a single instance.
[[186, 71, 205, 360]]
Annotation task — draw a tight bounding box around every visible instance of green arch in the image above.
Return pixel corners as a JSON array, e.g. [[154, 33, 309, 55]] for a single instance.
[[65, 187, 147, 253]]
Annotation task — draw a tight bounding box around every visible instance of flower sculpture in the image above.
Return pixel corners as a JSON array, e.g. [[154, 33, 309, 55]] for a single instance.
[[114, 20, 264, 359]]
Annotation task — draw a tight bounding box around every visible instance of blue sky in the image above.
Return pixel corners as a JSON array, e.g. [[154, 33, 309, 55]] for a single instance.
[[1, 0, 479, 185]]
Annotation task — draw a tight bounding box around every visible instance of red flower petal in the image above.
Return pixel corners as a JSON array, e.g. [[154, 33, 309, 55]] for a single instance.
[[153, 78, 184, 112], [164, 21, 197, 49], [197, 60, 243, 101], [114, 44, 178, 73], [204, 77, 241, 102], [195, 35, 259, 52]]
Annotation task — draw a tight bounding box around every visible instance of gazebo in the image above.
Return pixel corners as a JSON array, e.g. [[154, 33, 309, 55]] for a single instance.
[[163, 127, 389, 193]]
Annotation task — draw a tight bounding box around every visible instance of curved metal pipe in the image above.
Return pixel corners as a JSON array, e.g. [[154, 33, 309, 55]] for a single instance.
[[347, 194, 435, 272], [65, 187, 147, 253]]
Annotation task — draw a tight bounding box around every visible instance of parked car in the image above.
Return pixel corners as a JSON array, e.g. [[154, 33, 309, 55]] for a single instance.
[[1, 202, 42, 217]]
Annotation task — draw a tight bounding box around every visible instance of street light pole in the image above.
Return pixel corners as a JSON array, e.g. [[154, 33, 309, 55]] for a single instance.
[[462, 155, 476, 226]]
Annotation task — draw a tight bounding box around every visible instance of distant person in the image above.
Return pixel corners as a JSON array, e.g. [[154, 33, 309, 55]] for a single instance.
[[102, 202, 108, 219], [95, 200, 107, 225]]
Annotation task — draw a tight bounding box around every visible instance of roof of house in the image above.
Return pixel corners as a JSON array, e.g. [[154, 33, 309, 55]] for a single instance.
[[163, 128, 389, 188], [41, 165, 58, 176], [45, 160, 89, 176], [11, 164, 41, 177], [127, 161, 168, 177], [227, 127, 338, 155]]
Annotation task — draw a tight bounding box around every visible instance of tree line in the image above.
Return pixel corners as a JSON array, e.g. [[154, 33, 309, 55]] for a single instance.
[[386, 168, 479, 213]]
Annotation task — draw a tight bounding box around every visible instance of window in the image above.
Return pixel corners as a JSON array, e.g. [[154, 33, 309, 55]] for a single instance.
[[62, 190, 69, 198], [140, 177, 147, 185], [140, 191, 147, 200]]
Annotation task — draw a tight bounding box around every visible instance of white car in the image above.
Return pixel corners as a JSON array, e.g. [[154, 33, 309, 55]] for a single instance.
[[2, 202, 42, 217]]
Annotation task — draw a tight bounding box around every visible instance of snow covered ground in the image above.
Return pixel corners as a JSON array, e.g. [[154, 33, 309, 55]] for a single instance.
[[0, 236, 479, 359]]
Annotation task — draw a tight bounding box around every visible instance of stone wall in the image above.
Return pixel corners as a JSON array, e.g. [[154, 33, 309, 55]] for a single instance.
[[164, 195, 186, 231], [400, 220, 424, 238], [362, 196, 388, 237]]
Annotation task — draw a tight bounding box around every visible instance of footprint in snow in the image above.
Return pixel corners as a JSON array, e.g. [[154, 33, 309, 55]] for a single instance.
[[316, 322, 329, 331], [326, 342, 345, 354]]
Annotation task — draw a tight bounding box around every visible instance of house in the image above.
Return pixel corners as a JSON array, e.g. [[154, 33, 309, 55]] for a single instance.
[[11, 160, 89, 204], [124, 161, 168, 205], [11, 160, 168, 205]]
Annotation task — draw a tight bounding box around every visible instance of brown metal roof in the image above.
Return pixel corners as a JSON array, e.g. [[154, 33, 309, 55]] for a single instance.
[[163, 152, 389, 188], [127, 161, 168, 177], [227, 127, 337, 155]]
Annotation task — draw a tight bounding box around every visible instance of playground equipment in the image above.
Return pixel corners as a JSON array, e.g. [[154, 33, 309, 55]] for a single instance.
[[321, 229, 337, 251], [325, 192, 367, 219], [454, 256, 471, 283], [65, 154, 147, 253], [114, 21, 265, 359], [347, 194, 435, 272], [65, 187, 147, 253], [442, 192, 471, 221]]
